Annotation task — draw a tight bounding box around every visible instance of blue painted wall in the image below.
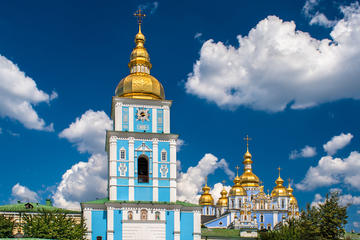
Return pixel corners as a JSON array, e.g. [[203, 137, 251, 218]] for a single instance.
[[122, 107, 129, 131], [159, 187, 170, 202], [134, 186, 153, 201], [114, 210, 122, 240], [205, 214, 228, 228], [117, 186, 129, 201], [166, 210, 174, 240], [157, 109, 163, 133], [91, 210, 107, 240], [134, 107, 152, 133], [180, 212, 194, 240]]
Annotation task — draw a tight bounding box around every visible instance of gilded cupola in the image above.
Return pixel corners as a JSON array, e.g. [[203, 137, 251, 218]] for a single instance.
[[287, 180, 298, 206], [199, 178, 214, 206], [239, 136, 260, 187], [229, 167, 247, 196], [217, 183, 228, 207], [271, 167, 289, 197], [115, 9, 165, 100]]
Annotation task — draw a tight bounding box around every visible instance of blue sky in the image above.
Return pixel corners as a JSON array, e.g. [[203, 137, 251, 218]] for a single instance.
[[1, 0, 360, 231]]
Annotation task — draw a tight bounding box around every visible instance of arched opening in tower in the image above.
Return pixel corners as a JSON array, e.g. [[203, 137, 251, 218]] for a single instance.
[[138, 155, 149, 183]]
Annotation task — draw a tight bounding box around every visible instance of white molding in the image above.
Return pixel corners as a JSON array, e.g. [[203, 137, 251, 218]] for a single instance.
[[107, 208, 114, 240], [83, 208, 92, 240], [170, 139, 177, 202], [129, 137, 135, 201], [152, 108, 157, 133], [174, 209, 180, 240], [115, 102, 122, 131], [164, 108, 170, 133], [153, 139, 159, 201], [129, 107, 134, 131]]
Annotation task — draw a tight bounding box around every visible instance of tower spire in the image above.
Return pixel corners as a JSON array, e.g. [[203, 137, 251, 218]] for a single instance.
[[134, 9, 146, 33], [243, 135, 252, 152]]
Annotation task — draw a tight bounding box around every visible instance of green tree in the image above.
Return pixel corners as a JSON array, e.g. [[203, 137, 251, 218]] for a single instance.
[[318, 192, 347, 240], [22, 210, 87, 240], [298, 203, 321, 240], [0, 214, 15, 238]]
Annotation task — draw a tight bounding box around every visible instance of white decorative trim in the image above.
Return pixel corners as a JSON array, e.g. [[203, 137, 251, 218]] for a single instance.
[[129, 137, 135, 201], [152, 108, 157, 133], [83, 208, 92, 240], [129, 107, 134, 131], [114, 102, 122, 131], [160, 164, 168, 178], [107, 209, 114, 240], [119, 163, 127, 177], [135, 142, 152, 152], [174, 209, 180, 240], [109, 136, 118, 145], [153, 139, 159, 201], [164, 108, 170, 133]]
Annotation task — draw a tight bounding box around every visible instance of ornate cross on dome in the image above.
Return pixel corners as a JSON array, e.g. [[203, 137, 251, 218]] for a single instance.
[[277, 166, 282, 177], [235, 165, 240, 176], [243, 135, 252, 150], [134, 9, 146, 25]]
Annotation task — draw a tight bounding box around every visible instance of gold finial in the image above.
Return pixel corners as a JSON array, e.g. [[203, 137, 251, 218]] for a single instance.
[[134, 9, 146, 31], [235, 165, 240, 176], [259, 180, 263, 186], [205, 176, 208, 186], [277, 167, 282, 177], [222, 180, 226, 185], [244, 135, 252, 151]]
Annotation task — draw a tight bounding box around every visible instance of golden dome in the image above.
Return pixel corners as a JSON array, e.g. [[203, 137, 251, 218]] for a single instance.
[[287, 182, 298, 206], [216, 187, 228, 207], [239, 147, 260, 187], [271, 168, 289, 197], [115, 16, 165, 100], [199, 182, 214, 205], [229, 171, 247, 196]]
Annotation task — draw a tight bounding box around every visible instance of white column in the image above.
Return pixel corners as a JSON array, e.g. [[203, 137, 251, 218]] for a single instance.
[[273, 211, 278, 226], [128, 137, 135, 201], [129, 107, 134, 131], [152, 108, 157, 133], [107, 208, 114, 240], [174, 209, 180, 240], [163, 106, 170, 133], [193, 211, 201, 240], [109, 136, 117, 201], [153, 138, 159, 201], [170, 139, 177, 202], [114, 102, 122, 131], [83, 208, 92, 240]]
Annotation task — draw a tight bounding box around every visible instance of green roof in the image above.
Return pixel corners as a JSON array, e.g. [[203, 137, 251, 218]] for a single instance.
[[82, 198, 200, 207], [0, 202, 80, 214]]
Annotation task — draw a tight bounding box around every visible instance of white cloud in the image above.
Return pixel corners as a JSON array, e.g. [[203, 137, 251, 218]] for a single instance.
[[290, 145, 317, 159], [303, 0, 321, 16], [54, 110, 112, 210], [185, 4, 360, 112], [138, 2, 159, 15], [209, 182, 231, 204], [176, 138, 185, 152], [311, 192, 360, 207], [357, 210, 360, 214], [53, 154, 108, 210], [296, 151, 360, 191], [0, 55, 55, 131], [10, 183, 40, 203], [0, 127, 2, 134], [194, 32, 203, 39], [354, 221, 360, 228], [310, 12, 337, 27], [177, 153, 234, 203], [59, 110, 112, 154], [323, 133, 353, 155]]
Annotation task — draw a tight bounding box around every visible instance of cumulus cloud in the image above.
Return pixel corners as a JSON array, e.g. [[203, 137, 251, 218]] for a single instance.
[[54, 110, 112, 210], [289, 145, 317, 159], [310, 12, 337, 27], [311, 192, 360, 207], [177, 153, 234, 203], [296, 151, 360, 191], [0, 55, 55, 131], [10, 183, 40, 203], [186, 4, 360, 112], [209, 182, 231, 204], [323, 133, 353, 155], [59, 110, 112, 154]]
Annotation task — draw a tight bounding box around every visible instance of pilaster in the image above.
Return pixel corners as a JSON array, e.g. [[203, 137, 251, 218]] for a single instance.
[[83, 208, 92, 240], [128, 137, 135, 201], [193, 211, 201, 240], [164, 106, 170, 133], [153, 138, 159, 201], [114, 102, 122, 131], [152, 108, 157, 133], [174, 209, 180, 240], [109, 136, 117, 201], [170, 139, 177, 202], [129, 107, 134, 131], [107, 208, 114, 240]]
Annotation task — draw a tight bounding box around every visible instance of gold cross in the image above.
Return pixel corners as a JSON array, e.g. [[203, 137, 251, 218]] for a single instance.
[[205, 176, 208, 186], [243, 135, 252, 149], [278, 167, 282, 177], [235, 165, 240, 176], [134, 9, 146, 25]]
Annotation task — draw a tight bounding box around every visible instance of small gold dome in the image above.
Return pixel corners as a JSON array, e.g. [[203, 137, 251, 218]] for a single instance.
[[116, 21, 165, 100], [229, 174, 247, 196], [199, 183, 214, 206], [271, 169, 288, 197], [287, 183, 298, 206], [217, 187, 228, 207]]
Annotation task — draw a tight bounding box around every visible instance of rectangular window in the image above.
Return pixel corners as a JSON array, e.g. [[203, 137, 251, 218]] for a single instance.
[[120, 150, 126, 160], [161, 151, 167, 161]]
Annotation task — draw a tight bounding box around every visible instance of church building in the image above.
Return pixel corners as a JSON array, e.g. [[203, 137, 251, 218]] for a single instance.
[[199, 137, 299, 236], [81, 10, 201, 240]]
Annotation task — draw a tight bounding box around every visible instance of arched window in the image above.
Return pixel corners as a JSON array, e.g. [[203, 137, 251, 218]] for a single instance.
[[161, 150, 167, 162], [120, 148, 126, 160], [155, 211, 160, 220], [138, 155, 149, 183], [238, 199, 241, 209], [140, 209, 148, 220], [281, 199, 285, 208], [206, 207, 209, 215], [231, 199, 234, 208], [260, 215, 264, 222], [128, 211, 133, 220]]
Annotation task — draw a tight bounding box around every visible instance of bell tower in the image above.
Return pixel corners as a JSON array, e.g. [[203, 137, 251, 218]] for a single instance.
[[106, 10, 178, 202]]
